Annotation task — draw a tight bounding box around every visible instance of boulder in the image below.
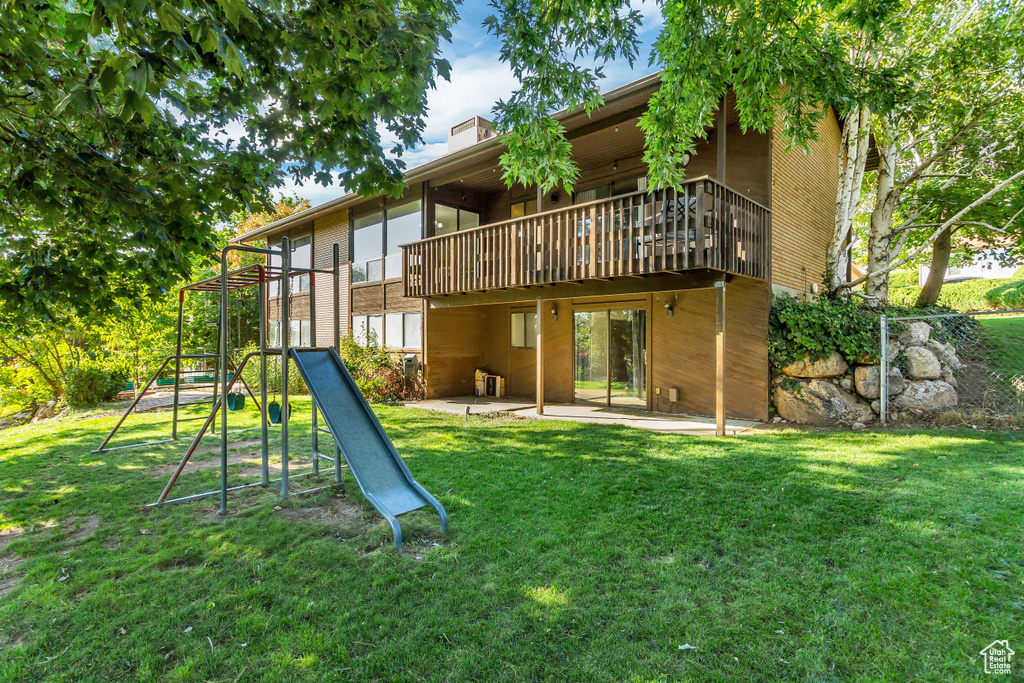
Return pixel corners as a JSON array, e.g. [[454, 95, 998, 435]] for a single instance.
[[893, 380, 958, 411], [899, 321, 931, 347], [781, 351, 849, 379], [840, 377, 853, 391], [870, 399, 881, 415], [942, 367, 958, 389], [31, 401, 56, 422], [903, 346, 942, 380], [854, 365, 906, 399], [927, 339, 962, 373], [774, 379, 876, 425], [856, 340, 901, 365]]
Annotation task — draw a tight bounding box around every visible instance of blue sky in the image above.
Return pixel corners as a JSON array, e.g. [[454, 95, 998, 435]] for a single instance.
[[280, 1, 664, 206]]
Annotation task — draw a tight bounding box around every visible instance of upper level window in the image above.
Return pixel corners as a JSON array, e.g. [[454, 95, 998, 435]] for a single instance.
[[352, 211, 383, 284], [434, 204, 481, 236], [385, 200, 421, 279], [268, 233, 312, 297], [352, 200, 422, 282], [291, 235, 311, 293]]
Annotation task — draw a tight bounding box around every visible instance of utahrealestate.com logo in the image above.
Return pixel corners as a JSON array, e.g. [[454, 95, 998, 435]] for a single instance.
[[980, 640, 1014, 675]]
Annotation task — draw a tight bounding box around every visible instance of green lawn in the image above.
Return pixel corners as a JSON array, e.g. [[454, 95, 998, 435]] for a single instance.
[[1, 401, 1022, 682], [979, 316, 1024, 380]]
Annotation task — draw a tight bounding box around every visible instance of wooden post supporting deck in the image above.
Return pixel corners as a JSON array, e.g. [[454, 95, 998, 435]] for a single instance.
[[536, 298, 544, 415], [715, 279, 726, 436]]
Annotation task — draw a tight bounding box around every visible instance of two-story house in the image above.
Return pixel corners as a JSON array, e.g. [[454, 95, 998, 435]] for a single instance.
[[234, 72, 841, 427]]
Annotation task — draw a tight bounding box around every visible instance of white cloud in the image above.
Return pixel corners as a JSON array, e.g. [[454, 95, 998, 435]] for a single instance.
[[420, 55, 520, 143], [399, 142, 451, 169], [632, 0, 663, 32], [276, 173, 345, 206]]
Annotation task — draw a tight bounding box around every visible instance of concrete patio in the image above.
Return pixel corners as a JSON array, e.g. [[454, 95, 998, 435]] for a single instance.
[[405, 396, 759, 435]]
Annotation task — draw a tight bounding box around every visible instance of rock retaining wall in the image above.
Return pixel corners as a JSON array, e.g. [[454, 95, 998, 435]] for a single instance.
[[773, 321, 961, 425]]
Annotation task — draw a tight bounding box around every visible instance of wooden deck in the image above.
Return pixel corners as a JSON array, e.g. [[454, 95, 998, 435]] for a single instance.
[[402, 176, 770, 298]]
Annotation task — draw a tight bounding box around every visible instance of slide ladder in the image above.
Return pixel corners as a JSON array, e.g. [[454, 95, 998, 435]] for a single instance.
[[289, 347, 447, 550]]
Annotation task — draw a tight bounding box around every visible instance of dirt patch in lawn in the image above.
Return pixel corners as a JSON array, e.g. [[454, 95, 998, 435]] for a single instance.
[[280, 497, 364, 527], [149, 450, 263, 477], [66, 516, 100, 544], [0, 537, 25, 598], [0, 527, 24, 554], [193, 438, 263, 456], [401, 538, 446, 561]]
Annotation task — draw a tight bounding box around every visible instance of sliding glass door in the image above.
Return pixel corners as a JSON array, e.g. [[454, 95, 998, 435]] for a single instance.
[[574, 308, 646, 408]]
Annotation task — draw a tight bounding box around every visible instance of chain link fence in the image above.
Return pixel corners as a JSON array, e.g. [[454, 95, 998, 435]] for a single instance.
[[880, 310, 1024, 427]]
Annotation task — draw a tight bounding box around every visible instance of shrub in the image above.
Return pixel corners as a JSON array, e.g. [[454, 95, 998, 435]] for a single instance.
[[338, 335, 408, 404], [768, 296, 880, 374], [0, 363, 54, 415], [888, 269, 919, 289], [889, 277, 1021, 312], [984, 279, 1024, 309], [63, 364, 128, 409]]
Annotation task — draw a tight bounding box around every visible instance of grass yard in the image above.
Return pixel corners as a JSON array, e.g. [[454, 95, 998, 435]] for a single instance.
[[979, 316, 1024, 381], [1, 401, 1022, 682]]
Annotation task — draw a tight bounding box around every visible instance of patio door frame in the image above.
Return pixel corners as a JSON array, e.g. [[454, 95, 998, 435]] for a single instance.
[[571, 298, 651, 409]]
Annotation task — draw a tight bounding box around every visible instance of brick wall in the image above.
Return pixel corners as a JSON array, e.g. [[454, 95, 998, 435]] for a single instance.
[[312, 208, 350, 346], [770, 110, 842, 294]]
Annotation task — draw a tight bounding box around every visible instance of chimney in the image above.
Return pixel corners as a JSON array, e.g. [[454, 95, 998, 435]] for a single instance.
[[448, 116, 494, 153]]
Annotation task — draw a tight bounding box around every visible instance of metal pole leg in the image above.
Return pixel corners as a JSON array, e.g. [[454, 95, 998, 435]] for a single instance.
[[172, 291, 185, 439], [310, 271, 318, 475], [280, 236, 291, 498], [219, 257, 230, 514], [333, 243, 342, 484], [259, 275, 269, 486]]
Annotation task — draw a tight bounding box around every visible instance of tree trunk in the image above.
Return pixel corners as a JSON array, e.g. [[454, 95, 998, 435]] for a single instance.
[[827, 105, 871, 293], [915, 226, 952, 307], [865, 120, 899, 302]]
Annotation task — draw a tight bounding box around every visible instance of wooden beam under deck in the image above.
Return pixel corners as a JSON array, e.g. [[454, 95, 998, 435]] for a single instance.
[[426, 270, 731, 308]]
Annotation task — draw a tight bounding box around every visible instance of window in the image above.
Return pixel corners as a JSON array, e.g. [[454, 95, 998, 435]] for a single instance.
[[404, 312, 422, 350], [352, 312, 420, 350], [353, 211, 383, 283], [385, 200, 421, 279], [352, 314, 383, 347], [435, 204, 481, 236], [267, 234, 312, 296], [383, 311, 423, 350], [288, 319, 311, 346], [434, 204, 458, 236], [610, 176, 648, 197], [353, 201, 423, 282], [511, 310, 537, 349], [511, 199, 537, 218], [268, 321, 281, 347], [385, 314, 404, 350], [575, 185, 609, 204], [290, 235, 311, 293]]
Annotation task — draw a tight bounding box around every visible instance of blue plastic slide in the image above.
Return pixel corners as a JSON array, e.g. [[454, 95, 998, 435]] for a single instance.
[[289, 348, 447, 549]]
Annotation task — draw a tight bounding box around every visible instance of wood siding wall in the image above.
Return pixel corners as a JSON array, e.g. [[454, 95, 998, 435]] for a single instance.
[[651, 278, 769, 420], [770, 110, 842, 293]]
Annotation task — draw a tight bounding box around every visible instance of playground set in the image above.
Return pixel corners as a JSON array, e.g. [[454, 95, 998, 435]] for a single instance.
[[93, 239, 447, 550]]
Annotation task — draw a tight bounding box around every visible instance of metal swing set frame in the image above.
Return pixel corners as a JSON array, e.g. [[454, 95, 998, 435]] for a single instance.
[[93, 238, 345, 513]]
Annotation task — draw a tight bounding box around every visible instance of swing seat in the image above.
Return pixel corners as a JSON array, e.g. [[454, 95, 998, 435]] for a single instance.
[[227, 393, 245, 411], [268, 400, 291, 424]]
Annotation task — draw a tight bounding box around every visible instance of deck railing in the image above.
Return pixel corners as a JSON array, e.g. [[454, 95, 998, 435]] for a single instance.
[[402, 176, 770, 298]]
